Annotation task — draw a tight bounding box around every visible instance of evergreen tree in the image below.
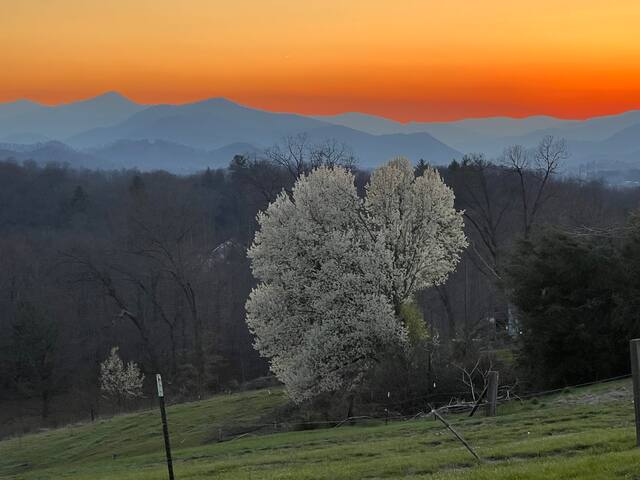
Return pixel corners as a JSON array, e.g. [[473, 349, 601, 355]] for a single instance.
[[507, 230, 625, 388]]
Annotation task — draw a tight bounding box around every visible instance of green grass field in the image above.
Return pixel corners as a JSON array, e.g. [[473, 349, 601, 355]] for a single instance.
[[1, 380, 639, 479]]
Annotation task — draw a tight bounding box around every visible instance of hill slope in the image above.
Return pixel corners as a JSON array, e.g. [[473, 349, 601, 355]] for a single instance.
[[0, 139, 261, 172], [68, 98, 331, 150], [314, 111, 640, 149], [1, 380, 638, 479], [68, 99, 460, 168], [304, 125, 460, 167], [0, 93, 145, 140], [0, 141, 99, 167]]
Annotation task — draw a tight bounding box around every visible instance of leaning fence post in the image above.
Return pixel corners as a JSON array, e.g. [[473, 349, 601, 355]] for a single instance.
[[630, 339, 640, 447], [486, 371, 499, 417], [429, 405, 482, 462], [468, 383, 489, 417]]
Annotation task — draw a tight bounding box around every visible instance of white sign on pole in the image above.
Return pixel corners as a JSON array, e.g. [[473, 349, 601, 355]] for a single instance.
[[156, 374, 164, 398]]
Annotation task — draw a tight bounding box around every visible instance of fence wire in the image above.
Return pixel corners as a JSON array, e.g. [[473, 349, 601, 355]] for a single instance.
[[195, 373, 634, 441]]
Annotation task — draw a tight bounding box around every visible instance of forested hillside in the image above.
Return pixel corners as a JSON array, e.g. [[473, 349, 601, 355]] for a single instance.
[[2, 140, 640, 437]]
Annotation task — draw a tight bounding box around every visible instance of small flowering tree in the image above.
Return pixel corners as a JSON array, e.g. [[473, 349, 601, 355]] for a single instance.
[[246, 158, 467, 402], [99, 347, 145, 407]]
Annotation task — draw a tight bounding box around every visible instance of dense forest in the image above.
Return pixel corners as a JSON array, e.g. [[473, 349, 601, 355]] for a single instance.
[[2, 137, 640, 437]]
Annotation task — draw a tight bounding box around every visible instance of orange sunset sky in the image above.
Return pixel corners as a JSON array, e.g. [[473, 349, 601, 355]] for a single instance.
[[2, 0, 640, 121]]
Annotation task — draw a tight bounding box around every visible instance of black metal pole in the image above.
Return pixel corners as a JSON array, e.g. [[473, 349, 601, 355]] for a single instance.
[[630, 339, 640, 447], [156, 374, 175, 480]]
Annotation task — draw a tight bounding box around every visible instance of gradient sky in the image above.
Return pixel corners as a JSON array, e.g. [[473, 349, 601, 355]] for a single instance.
[[2, 0, 640, 121]]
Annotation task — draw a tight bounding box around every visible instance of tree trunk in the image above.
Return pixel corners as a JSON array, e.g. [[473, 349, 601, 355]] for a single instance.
[[187, 291, 204, 396], [436, 286, 456, 338], [41, 390, 51, 420]]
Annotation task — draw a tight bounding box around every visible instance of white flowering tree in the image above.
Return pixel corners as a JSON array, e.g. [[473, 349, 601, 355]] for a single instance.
[[366, 158, 468, 312], [246, 158, 467, 402], [99, 347, 145, 407]]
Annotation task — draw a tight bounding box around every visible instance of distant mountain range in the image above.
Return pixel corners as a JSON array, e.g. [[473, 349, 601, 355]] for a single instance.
[[0, 93, 458, 171], [313, 111, 640, 160], [0, 92, 144, 141], [1, 92, 640, 182]]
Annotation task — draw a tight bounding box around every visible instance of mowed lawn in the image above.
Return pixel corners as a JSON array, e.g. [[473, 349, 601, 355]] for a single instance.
[[1, 381, 639, 479]]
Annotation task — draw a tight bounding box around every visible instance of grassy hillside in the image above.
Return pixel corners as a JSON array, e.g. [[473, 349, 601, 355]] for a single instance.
[[1, 380, 639, 479]]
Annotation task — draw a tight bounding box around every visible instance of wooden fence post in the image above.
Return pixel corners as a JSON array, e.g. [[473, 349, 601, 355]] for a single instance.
[[486, 371, 498, 417], [630, 339, 640, 447]]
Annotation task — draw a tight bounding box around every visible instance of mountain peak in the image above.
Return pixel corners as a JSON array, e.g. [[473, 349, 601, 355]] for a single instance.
[[85, 91, 136, 106], [0, 98, 41, 107], [97, 91, 126, 99], [188, 97, 242, 108]]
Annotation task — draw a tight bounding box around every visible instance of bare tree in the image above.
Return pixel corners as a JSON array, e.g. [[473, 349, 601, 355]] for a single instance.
[[503, 136, 568, 238], [229, 154, 287, 204], [65, 251, 161, 372], [454, 155, 513, 280], [309, 138, 356, 170], [65, 182, 218, 394], [264, 133, 357, 182], [265, 133, 310, 180], [454, 357, 493, 402]]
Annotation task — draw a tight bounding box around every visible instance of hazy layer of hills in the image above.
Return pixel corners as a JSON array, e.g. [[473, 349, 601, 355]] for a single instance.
[[1, 92, 639, 181], [0, 93, 457, 171], [0, 92, 144, 141], [313, 111, 640, 184], [0, 139, 262, 174]]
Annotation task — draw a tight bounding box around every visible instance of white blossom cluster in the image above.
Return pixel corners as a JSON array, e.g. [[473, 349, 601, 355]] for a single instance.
[[99, 346, 145, 400], [246, 158, 467, 402], [366, 158, 468, 308]]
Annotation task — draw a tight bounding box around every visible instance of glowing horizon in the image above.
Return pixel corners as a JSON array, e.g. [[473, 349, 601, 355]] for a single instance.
[[2, 0, 640, 122]]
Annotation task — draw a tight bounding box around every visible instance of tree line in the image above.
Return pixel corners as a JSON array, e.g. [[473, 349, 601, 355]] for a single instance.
[[1, 135, 640, 435]]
